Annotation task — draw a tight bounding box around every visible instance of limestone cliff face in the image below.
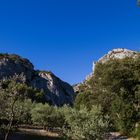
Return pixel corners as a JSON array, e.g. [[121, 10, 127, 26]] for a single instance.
[[31, 71, 74, 105], [98, 48, 138, 63], [0, 54, 74, 106], [87, 48, 138, 80], [73, 48, 139, 93]]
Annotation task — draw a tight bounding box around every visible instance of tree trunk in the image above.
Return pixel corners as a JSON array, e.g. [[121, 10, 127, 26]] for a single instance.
[[4, 118, 13, 140], [4, 99, 16, 140]]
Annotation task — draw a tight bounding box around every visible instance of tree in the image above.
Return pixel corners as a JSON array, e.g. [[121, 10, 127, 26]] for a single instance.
[[74, 91, 95, 110], [77, 55, 140, 135], [15, 99, 33, 124], [63, 106, 109, 140], [31, 103, 52, 129], [31, 104, 109, 140], [0, 74, 40, 140], [31, 103, 66, 130], [0, 76, 29, 140], [88, 56, 140, 134], [111, 95, 137, 134]]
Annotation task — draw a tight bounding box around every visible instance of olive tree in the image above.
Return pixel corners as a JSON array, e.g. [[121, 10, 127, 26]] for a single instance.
[[0, 74, 37, 140], [63, 106, 109, 140]]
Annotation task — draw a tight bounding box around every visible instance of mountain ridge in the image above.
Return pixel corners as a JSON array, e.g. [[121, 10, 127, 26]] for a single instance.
[[73, 48, 139, 93], [0, 53, 75, 106]]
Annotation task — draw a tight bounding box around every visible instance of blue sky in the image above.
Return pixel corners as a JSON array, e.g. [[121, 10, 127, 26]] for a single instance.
[[0, 0, 140, 84]]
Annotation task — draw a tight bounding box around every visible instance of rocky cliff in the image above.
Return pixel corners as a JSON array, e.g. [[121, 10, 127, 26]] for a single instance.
[[74, 48, 139, 93], [98, 48, 138, 63], [0, 53, 74, 106]]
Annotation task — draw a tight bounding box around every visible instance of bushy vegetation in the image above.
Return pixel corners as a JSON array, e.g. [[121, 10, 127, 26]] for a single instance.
[[0, 75, 44, 140], [74, 91, 95, 110], [0, 53, 140, 139], [0, 74, 109, 140], [75, 56, 140, 138], [31, 104, 109, 140], [31, 103, 66, 129], [132, 123, 140, 140], [62, 106, 108, 140]]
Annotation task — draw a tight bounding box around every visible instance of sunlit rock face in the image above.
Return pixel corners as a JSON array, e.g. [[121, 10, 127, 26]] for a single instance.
[[90, 48, 138, 75], [98, 48, 138, 63], [0, 54, 75, 106], [31, 71, 75, 106]]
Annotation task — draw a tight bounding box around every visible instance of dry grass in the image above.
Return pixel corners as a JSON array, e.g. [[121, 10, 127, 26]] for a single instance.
[[18, 128, 60, 137]]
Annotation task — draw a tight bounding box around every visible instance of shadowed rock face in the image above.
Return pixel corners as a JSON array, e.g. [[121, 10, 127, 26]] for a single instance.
[[0, 54, 34, 81], [0, 54, 74, 106]]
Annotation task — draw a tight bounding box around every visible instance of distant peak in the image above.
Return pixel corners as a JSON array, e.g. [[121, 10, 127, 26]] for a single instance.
[[98, 48, 138, 63]]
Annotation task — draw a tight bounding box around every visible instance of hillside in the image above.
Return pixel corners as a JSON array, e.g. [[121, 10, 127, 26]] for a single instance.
[[74, 48, 139, 93], [0, 53, 74, 106]]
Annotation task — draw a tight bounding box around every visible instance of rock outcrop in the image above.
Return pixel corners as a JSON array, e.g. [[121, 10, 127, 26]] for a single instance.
[[0, 54, 34, 81], [31, 71, 74, 105], [0, 53, 74, 106], [98, 48, 138, 63], [73, 48, 139, 93]]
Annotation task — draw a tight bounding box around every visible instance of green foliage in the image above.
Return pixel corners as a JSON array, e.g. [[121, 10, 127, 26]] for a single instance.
[[0, 52, 140, 139], [0, 74, 46, 103], [25, 87, 46, 103], [31, 103, 108, 140], [0, 75, 43, 139], [31, 103, 65, 129], [136, 123, 140, 140], [31, 103, 53, 128], [131, 123, 140, 140], [92, 57, 139, 133], [63, 106, 108, 140], [74, 91, 95, 110], [0, 79, 28, 139], [77, 56, 140, 135], [111, 96, 136, 134], [0, 78, 29, 120], [16, 99, 34, 124]]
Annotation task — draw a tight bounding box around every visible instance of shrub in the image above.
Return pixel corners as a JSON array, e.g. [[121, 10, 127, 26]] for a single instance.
[[31, 104, 66, 129], [134, 123, 140, 140], [74, 92, 95, 110], [31, 104, 53, 129], [137, 124, 140, 140], [31, 104, 109, 140], [111, 96, 136, 134], [16, 99, 34, 124], [63, 106, 109, 140]]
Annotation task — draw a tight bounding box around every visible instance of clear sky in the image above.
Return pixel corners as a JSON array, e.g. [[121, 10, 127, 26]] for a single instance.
[[0, 0, 140, 84]]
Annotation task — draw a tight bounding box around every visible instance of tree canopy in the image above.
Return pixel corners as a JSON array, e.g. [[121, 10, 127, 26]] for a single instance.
[[76, 55, 140, 136]]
